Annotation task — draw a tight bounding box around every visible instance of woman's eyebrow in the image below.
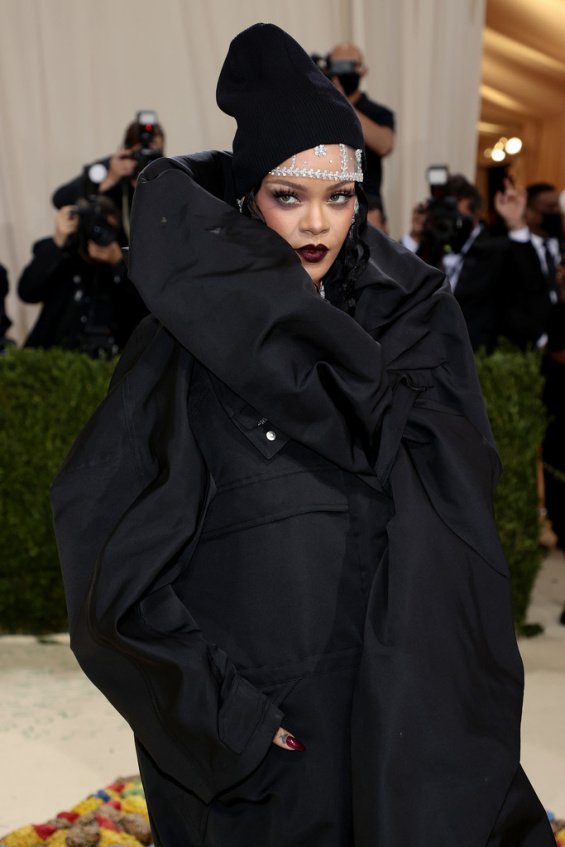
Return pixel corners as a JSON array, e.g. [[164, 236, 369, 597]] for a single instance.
[[265, 179, 354, 191], [265, 179, 304, 191]]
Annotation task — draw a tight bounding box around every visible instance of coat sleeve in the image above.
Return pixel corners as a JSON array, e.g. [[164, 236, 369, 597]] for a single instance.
[[17, 238, 67, 303], [128, 159, 393, 477], [51, 322, 283, 804]]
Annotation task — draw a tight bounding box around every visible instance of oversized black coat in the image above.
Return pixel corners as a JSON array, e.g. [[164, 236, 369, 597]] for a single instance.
[[51, 153, 554, 847]]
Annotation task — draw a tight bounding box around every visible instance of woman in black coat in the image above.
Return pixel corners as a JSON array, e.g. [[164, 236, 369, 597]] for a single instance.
[[52, 23, 554, 847]]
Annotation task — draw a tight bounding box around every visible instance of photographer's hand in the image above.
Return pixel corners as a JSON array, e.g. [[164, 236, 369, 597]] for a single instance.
[[409, 203, 427, 244], [494, 179, 526, 231], [53, 206, 79, 248], [99, 149, 138, 192], [87, 240, 124, 266]]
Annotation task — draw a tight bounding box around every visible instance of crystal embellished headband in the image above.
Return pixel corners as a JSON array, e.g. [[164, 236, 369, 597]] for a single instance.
[[269, 143, 363, 182]]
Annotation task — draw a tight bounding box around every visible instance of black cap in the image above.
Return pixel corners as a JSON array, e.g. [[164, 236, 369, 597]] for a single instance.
[[216, 23, 364, 197]]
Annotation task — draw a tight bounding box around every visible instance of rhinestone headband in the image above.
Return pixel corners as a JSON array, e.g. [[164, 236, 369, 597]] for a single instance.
[[269, 143, 363, 182]]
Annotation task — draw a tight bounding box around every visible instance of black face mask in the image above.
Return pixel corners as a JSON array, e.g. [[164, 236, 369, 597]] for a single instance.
[[540, 211, 563, 240], [336, 72, 361, 95]]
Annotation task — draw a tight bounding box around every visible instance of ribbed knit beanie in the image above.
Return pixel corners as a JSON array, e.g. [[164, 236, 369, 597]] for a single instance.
[[216, 23, 364, 197]]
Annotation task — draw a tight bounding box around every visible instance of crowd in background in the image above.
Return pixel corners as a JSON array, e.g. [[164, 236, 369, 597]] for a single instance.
[[1, 40, 564, 555]]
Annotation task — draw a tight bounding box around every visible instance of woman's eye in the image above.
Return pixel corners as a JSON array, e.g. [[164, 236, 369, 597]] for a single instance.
[[273, 191, 299, 205], [329, 192, 354, 205]]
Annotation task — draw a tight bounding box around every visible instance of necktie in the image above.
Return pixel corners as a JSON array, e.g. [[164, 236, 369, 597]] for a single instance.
[[543, 239, 558, 304]]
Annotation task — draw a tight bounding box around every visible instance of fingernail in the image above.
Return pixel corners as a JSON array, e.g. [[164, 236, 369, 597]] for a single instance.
[[285, 735, 306, 752]]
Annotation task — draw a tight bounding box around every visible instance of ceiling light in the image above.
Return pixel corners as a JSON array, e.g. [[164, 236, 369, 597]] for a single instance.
[[484, 147, 493, 158], [505, 137, 522, 155], [491, 148, 506, 162]]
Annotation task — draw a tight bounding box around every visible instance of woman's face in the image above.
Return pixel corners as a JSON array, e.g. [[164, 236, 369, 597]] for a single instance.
[[255, 146, 356, 288]]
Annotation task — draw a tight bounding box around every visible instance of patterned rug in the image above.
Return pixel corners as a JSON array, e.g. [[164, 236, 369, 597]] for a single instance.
[[1, 776, 563, 846], [0, 777, 152, 847], [552, 815, 565, 846]]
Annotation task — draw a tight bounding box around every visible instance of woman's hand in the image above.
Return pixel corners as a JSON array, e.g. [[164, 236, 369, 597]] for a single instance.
[[272, 727, 306, 751]]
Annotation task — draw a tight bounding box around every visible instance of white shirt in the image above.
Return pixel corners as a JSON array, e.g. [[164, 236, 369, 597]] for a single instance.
[[442, 225, 482, 292]]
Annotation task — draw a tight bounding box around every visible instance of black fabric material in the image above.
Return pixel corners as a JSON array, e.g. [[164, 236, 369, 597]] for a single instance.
[[542, 304, 565, 546], [52, 157, 110, 208], [216, 24, 363, 196], [51, 152, 554, 846], [51, 156, 134, 232], [17, 236, 146, 351], [354, 92, 395, 197], [450, 229, 510, 353], [447, 230, 556, 352], [543, 240, 558, 303], [0, 263, 11, 337], [497, 240, 554, 350]]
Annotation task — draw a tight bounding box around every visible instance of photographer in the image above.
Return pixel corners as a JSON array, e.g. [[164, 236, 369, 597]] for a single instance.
[[402, 174, 514, 352], [495, 181, 562, 348], [18, 198, 146, 357], [314, 44, 395, 199], [52, 113, 165, 238]]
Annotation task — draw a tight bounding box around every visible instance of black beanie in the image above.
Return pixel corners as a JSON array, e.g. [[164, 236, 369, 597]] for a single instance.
[[216, 23, 364, 197]]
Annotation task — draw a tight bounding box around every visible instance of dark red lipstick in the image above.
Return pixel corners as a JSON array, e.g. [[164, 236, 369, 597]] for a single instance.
[[296, 244, 328, 263]]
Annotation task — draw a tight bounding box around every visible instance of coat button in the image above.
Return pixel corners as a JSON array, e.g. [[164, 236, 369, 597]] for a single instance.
[[266, 430, 276, 441]]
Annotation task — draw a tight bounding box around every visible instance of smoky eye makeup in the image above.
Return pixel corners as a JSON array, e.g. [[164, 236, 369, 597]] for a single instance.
[[330, 188, 355, 199], [271, 188, 300, 204]]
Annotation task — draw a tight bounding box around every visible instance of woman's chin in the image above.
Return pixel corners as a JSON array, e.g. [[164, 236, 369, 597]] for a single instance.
[[300, 263, 326, 289]]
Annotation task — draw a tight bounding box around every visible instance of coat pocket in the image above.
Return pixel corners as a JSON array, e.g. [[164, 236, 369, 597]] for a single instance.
[[201, 467, 348, 539]]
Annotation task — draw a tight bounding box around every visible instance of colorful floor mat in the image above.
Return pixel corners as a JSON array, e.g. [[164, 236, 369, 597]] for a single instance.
[[552, 814, 565, 847], [1, 776, 563, 846], [0, 777, 152, 847]]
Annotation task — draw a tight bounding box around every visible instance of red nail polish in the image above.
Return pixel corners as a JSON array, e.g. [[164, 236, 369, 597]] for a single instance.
[[285, 735, 306, 751]]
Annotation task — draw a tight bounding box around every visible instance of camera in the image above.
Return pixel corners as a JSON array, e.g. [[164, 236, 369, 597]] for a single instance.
[[417, 165, 474, 267], [82, 110, 163, 192], [311, 54, 361, 96], [129, 110, 163, 174], [67, 198, 119, 252], [311, 54, 357, 77]]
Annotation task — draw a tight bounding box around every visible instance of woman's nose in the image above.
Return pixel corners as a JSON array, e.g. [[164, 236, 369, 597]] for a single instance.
[[300, 203, 329, 235]]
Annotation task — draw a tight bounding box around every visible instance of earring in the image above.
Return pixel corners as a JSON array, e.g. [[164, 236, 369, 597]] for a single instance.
[[352, 196, 359, 225]]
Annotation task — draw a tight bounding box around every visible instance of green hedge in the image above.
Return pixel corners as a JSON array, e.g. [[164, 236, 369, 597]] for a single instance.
[[0, 346, 547, 633], [0, 348, 115, 633], [476, 347, 547, 632]]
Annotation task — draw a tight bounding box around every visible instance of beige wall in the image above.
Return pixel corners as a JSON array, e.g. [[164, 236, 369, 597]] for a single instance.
[[1, 0, 485, 342]]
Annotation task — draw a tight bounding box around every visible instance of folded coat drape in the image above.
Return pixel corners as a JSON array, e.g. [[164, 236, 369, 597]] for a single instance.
[[51, 153, 554, 847]]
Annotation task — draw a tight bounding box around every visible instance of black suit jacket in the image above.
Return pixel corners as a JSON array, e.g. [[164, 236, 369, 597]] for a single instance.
[[453, 230, 509, 352], [497, 240, 553, 350], [452, 230, 553, 353]]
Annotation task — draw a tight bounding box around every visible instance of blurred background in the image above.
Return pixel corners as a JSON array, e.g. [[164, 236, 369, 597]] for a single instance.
[[1, 0, 562, 341], [1, 0, 565, 840]]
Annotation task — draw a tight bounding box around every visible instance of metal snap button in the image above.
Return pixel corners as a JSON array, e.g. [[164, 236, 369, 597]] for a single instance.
[[266, 430, 276, 441]]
